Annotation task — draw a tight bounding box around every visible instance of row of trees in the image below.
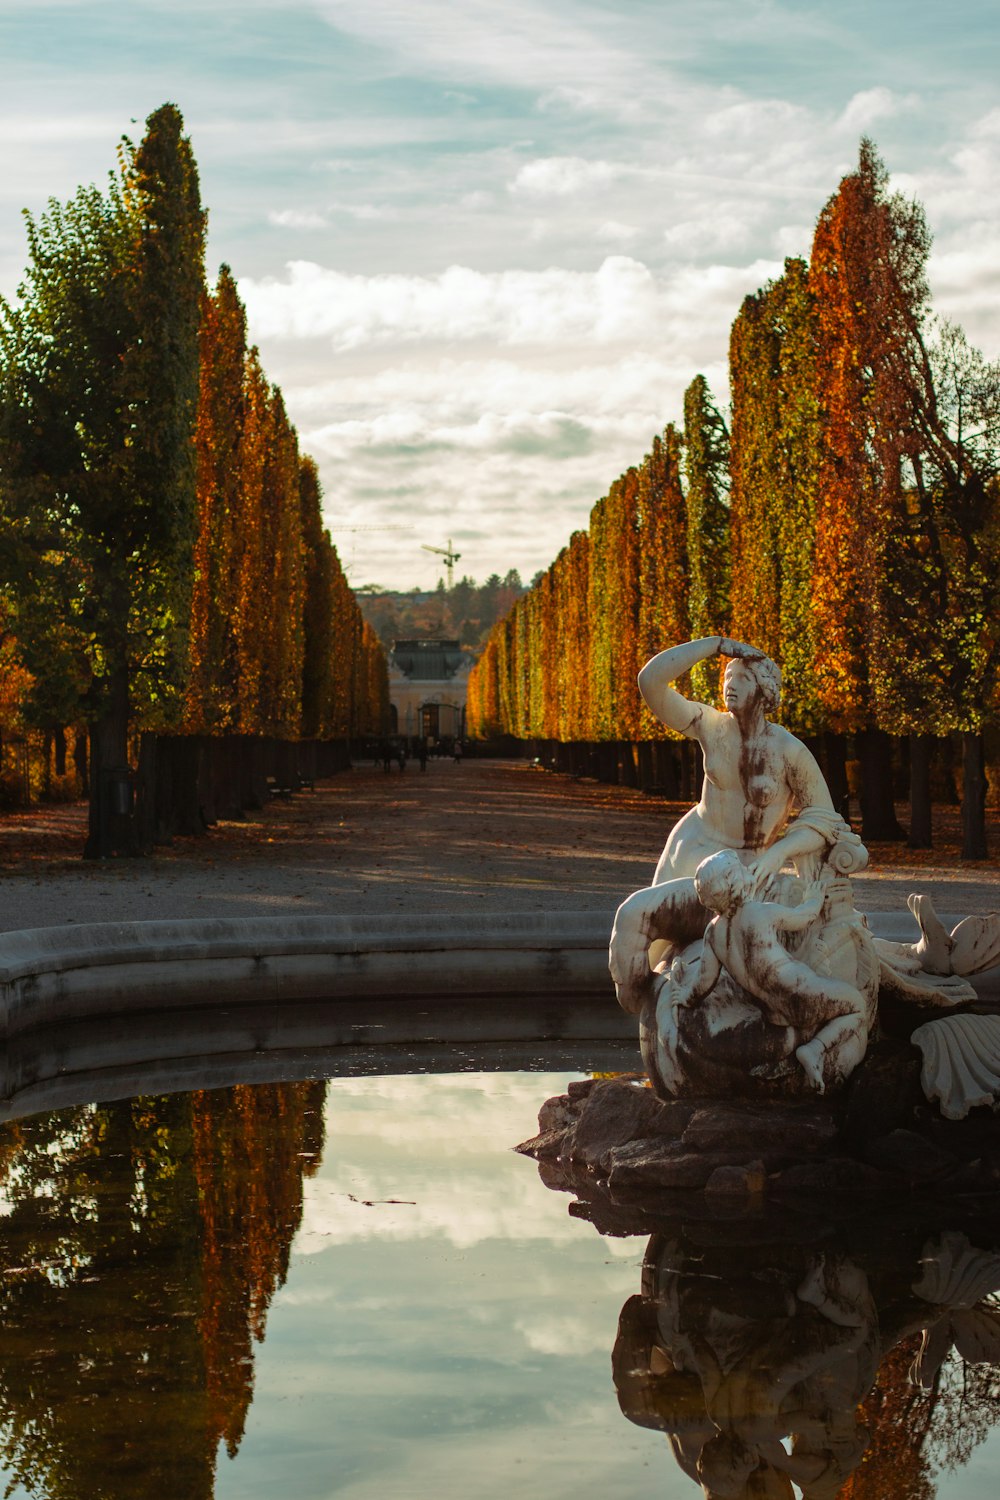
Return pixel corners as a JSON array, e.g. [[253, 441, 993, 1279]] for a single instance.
[[0, 104, 387, 854], [468, 141, 1000, 855]]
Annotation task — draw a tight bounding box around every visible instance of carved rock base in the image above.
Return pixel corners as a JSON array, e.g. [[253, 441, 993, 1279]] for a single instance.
[[517, 1041, 1000, 1212]]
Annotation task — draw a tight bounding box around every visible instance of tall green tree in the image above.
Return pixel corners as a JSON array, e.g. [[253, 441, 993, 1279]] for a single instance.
[[728, 259, 821, 732], [682, 375, 730, 707], [0, 103, 205, 856]]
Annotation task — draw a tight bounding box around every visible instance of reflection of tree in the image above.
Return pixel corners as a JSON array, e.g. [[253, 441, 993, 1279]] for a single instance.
[[840, 1338, 935, 1500], [192, 1083, 326, 1457], [843, 1316, 1000, 1499], [0, 1080, 326, 1499]]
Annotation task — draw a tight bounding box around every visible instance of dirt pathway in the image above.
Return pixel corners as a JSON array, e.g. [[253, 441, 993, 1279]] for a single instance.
[[0, 757, 996, 932]]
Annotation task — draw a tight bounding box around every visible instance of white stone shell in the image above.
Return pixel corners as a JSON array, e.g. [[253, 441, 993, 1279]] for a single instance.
[[911, 1013, 1000, 1121]]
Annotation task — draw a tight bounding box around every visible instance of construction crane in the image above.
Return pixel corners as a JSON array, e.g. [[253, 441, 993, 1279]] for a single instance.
[[421, 538, 462, 590]]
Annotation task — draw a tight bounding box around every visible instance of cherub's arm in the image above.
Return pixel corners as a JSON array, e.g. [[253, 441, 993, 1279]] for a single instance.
[[768, 885, 824, 933], [673, 923, 724, 1006]]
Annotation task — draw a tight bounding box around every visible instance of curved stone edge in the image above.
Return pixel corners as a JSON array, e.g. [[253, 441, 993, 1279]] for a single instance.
[[1, 1029, 642, 1126], [0, 910, 620, 1041], [0, 910, 613, 980], [0, 910, 996, 1040]]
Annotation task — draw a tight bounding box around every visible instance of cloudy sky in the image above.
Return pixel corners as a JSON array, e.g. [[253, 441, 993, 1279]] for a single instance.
[[2, 1, 998, 590]]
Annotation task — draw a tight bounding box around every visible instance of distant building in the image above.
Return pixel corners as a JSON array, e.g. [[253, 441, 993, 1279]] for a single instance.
[[388, 638, 474, 741]]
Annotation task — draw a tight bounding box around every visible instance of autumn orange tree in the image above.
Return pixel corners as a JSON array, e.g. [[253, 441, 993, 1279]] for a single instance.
[[2, 108, 387, 845], [636, 428, 690, 738], [185, 265, 247, 735], [810, 140, 999, 851]]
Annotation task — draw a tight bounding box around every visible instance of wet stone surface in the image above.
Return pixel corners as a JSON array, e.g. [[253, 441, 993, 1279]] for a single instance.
[[516, 1040, 1000, 1207]]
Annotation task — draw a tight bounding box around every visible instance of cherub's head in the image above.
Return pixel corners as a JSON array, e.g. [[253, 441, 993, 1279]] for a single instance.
[[694, 850, 749, 915]]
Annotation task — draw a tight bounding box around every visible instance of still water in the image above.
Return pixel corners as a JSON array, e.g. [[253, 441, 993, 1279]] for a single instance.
[[0, 1071, 999, 1499]]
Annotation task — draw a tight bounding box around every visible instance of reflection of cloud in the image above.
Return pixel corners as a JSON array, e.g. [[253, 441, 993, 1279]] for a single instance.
[[218, 1063, 655, 1496], [515, 1312, 610, 1356], [296, 1073, 594, 1253]]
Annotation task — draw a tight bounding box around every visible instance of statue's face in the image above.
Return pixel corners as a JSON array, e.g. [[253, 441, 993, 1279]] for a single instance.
[[722, 661, 757, 712]]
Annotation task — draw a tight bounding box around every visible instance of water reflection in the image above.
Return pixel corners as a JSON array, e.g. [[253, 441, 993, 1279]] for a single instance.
[[0, 1081, 326, 1500], [611, 1220, 1000, 1498], [3, 1071, 1000, 1498]]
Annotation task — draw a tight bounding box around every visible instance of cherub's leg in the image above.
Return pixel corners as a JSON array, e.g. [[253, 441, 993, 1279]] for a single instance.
[[609, 878, 706, 1016], [796, 1014, 866, 1094]]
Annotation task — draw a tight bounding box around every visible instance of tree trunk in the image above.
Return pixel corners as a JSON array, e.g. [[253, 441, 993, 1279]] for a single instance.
[[134, 731, 157, 855], [679, 740, 694, 803], [908, 733, 934, 849], [618, 741, 638, 788], [596, 742, 617, 784], [961, 730, 988, 860], [73, 730, 89, 797], [84, 666, 136, 859], [53, 726, 67, 778], [42, 729, 53, 799], [655, 741, 680, 799], [636, 741, 654, 792], [857, 727, 907, 843], [156, 736, 205, 837], [823, 732, 851, 824]]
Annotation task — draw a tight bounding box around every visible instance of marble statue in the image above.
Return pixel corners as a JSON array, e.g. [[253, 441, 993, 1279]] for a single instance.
[[610, 636, 1000, 1111]]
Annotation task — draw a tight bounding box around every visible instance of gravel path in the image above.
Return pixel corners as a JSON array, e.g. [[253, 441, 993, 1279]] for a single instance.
[[0, 757, 997, 933]]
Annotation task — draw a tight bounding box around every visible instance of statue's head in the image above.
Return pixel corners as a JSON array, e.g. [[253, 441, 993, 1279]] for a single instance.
[[694, 850, 748, 915], [722, 653, 781, 717]]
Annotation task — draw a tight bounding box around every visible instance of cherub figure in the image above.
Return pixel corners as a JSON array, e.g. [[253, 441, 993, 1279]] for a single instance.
[[670, 850, 868, 1093]]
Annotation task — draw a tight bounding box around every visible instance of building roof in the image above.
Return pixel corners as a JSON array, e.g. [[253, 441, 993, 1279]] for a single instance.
[[390, 637, 471, 681]]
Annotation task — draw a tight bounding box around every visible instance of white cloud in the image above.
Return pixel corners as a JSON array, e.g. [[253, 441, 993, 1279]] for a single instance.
[[509, 156, 644, 198], [314, 0, 665, 116], [240, 255, 662, 349], [595, 220, 639, 244], [837, 86, 916, 134], [663, 213, 750, 254], [268, 208, 329, 229]]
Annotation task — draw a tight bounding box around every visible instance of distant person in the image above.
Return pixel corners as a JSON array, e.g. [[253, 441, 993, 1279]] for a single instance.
[[453, 739, 463, 764], [418, 739, 428, 772], [396, 745, 407, 772], [381, 741, 393, 774]]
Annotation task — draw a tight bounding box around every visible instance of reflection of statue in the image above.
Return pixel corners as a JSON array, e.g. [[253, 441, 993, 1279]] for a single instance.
[[613, 1223, 1000, 1500], [611, 636, 1000, 1111]]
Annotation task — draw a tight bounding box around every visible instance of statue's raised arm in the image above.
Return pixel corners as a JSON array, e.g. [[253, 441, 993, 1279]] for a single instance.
[[638, 635, 762, 740]]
